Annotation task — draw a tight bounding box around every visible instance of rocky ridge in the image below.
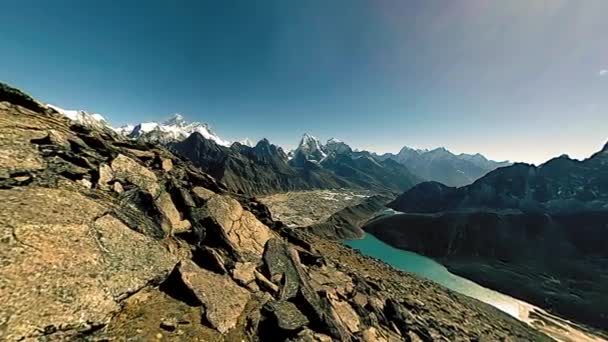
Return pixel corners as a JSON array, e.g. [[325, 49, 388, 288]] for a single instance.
[[0, 83, 548, 340]]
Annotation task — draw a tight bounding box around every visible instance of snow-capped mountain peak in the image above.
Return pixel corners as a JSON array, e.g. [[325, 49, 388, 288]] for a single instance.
[[162, 113, 188, 127], [240, 138, 254, 147], [291, 133, 328, 164], [126, 114, 230, 146], [47, 104, 109, 130], [114, 124, 135, 135], [325, 138, 352, 155], [298, 133, 324, 151]]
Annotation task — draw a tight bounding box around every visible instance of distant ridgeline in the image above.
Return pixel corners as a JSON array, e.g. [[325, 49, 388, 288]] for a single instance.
[[169, 133, 422, 195], [41, 94, 511, 195]]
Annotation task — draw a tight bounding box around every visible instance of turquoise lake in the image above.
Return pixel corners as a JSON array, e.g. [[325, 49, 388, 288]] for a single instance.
[[345, 233, 525, 319]]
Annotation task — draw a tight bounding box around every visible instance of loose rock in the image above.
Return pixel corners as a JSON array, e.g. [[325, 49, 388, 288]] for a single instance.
[[176, 260, 250, 333]]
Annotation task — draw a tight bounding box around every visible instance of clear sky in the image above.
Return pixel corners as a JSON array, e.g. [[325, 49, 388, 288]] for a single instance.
[[1, 1, 607, 164]]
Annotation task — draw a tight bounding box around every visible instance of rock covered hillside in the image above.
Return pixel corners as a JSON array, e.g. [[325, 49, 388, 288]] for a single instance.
[[0, 83, 548, 341]]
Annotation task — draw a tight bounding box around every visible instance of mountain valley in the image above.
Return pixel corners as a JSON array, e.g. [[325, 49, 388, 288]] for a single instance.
[[0, 82, 558, 341]]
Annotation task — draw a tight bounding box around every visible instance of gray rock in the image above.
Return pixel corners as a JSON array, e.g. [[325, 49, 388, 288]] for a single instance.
[[262, 239, 300, 300], [264, 300, 309, 331]]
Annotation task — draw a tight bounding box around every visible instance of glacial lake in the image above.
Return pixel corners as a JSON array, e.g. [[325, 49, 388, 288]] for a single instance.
[[345, 233, 525, 319]]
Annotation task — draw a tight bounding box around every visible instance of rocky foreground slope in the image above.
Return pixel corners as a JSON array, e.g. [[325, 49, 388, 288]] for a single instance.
[[0, 83, 547, 341]]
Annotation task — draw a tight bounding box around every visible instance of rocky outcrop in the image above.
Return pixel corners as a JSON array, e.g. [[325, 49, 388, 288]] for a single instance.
[[0, 82, 549, 341], [0, 188, 178, 339]]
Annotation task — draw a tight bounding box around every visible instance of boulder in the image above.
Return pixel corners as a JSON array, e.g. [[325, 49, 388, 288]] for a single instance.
[[328, 295, 360, 333], [290, 328, 333, 342], [176, 260, 250, 334], [203, 195, 274, 258], [161, 157, 174, 172], [154, 191, 191, 234], [111, 154, 160, 196], [0, 187, 177, 340], [113, 181, 124, 194], [98, 163, 113, 186], [262, 239, 300, 300], [125, 148, 156, 159], [192, 186, 216, 202], [264, 300, 309, 331]]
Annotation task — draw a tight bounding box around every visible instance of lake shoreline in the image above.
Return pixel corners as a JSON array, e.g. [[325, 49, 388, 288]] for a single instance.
[[346, 232, 607, 342]]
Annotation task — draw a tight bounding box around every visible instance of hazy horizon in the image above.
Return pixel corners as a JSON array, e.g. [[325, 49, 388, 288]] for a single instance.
[[2, 1, 607, 165]]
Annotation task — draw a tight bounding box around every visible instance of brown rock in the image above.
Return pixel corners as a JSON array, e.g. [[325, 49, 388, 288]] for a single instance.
[[361, 327, 401, 342], [176, 260, 250, 334], [203, 195, 274, 258], [291, 328, 333, 342], [113, 181, 124, 194], [232, 262, 258, 290], [254, 270, 279, 294], [98, 163, 114, 186], [0, 187, 177, 340], [111, 154, 160, 196], [328, 295, 360, 333], [155, 191, 191, 234], [161, 158, 173, 172], [77, 178, 93, 188], [126, 148, 156, 159], [12, 175, 30, 182], [192, 186, 216, 202], [309, 265, 354, 297]]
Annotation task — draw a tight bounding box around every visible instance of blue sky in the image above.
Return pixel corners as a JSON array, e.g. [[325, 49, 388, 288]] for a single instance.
[[1, 1, 607, 164]]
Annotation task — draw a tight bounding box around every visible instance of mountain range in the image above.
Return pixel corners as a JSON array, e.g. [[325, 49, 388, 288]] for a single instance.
[[46, 107, 510, 193], [378, 146, 511, 187], [170, 132, 420, 195], [389, 144, 608, 213]]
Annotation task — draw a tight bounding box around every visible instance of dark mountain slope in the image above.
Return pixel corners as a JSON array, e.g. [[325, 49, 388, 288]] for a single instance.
[[390, 150, 608, 212], [371, 145, 608, 332], [170, 133, 353, 195], [172, 133, 421, 196], [319, 151, 421, 193], [365, 210, 608, 332]]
